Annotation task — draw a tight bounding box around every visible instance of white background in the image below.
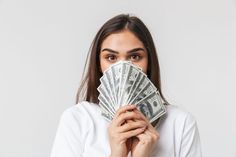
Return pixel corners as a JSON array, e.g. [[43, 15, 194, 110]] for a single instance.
[[0, 0, 236, 157]]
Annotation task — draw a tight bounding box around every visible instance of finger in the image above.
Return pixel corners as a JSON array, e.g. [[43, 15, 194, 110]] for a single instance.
[[133, 109, 156, 128], [132, 110, 159, 134], [115, 111, 143, 126], [133, 109, 149, 122], [132, 109, 151, 128], [137, 128, 160, 142], [114, 105, 136, 119], [118, 120, 147, 133], [121, 127, 146, 140], [126, 119, 134, 123], [147, 125, 159, 135], [146, 129, 160, 142]]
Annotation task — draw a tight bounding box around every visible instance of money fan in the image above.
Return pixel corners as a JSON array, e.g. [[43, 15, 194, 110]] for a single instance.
[[98, 61, 166, 123]]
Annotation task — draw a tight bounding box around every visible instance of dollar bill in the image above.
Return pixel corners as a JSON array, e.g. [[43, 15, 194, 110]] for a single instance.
[[102, 66, 117, 106], [98, 94, 116, 115], [126, 75, 149, 104], [130, 80, 157, 105], [110, 62, 123, 109], [135, 91, 166, 122], [118, 62, 131, 106], [119, 64, 141, 106], [101, 109, 113, 121], [99, 74, 116, 106], [97, 84, 115, 107], [98, 61, 166, 122]]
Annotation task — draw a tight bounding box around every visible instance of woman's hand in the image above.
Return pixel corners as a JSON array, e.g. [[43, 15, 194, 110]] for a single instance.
[[131, 109, 160, 157], [108, 105, 147, 157]]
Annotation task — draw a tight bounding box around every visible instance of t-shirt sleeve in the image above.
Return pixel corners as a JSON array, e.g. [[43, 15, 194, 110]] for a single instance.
[[50, 107, 88, 157], [179, 113, 202, 157]]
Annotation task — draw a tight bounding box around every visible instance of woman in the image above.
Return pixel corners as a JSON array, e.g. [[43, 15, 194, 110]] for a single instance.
[[50, 14, 202, 157]]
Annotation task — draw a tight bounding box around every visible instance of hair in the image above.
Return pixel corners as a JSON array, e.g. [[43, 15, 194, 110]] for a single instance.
[[76, 14, 168, 105]]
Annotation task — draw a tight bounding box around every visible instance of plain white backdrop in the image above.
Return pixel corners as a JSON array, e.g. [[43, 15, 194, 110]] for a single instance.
[[0, 0, 236, 157]]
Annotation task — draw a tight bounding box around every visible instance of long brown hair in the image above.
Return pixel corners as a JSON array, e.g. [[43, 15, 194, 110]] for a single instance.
[[76, 14, 168, 105]]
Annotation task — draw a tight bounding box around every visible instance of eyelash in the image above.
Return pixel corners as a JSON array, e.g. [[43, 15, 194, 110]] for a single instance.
[[129, 54, 142, 61], [105, 55, 117, 62], [104, 54, 142, 62]]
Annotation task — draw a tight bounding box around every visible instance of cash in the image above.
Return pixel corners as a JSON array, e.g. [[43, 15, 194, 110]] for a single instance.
[[98, 61, 166, 122]]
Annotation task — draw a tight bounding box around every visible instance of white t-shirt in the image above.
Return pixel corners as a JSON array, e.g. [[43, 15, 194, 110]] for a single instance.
[[50, 101, 202, 157]]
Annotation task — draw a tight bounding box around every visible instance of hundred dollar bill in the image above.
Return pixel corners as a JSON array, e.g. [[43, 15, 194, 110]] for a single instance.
[[98, 94, 116, 115], [99, 75, 116, 106], [100, 102, 114, 117], [97, 84, 116, 107], [99, 100, 115, 117], [126, 75, 149, 104], [110, 62, 123, 109], [101, 109, 113, 121], [119, 64, 141, 106], [98, 60, 166, 122], [130, 80, 157, 105], [122, 71, 142, 104], [135, 91, 166, 123], [102, 66, 117, 106], [118, 62, 131, 106]]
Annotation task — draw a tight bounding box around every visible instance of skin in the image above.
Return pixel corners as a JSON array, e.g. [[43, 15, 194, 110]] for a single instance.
[[99, 29, 159, 157], [99, 29, 148, 73]]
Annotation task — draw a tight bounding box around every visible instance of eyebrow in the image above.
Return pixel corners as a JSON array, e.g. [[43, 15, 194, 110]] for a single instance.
[[101, 48, 145, 54]]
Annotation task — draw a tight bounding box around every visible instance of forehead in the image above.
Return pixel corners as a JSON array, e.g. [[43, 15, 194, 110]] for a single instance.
[[101, 30, 145, 51]]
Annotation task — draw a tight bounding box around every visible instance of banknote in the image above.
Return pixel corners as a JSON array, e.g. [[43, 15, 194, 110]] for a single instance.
[[98, 94, 116, 115], [119, 63, 141, 106], [126, 75, 149, 104], [135, 91, 166, 123], [101, 109, 113, 121], [130, 80, 157, 105], [110, 62, 123, 108], [97, 61, 166, 122], [118, 62, 130, 106], [102, 64, 116, 105], [100, 74, 116, 106]]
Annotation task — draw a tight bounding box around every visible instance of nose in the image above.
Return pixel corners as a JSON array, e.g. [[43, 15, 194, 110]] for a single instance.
[[119, 56, 127, 61], [118, 58, 133, 64]]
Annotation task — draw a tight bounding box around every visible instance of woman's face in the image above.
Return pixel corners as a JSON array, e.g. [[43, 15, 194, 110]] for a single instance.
[[99, 30, 148, 73]]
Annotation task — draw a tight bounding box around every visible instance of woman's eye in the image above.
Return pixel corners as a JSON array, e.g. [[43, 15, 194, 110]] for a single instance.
[[130, 54, 141, 61], [105, 55, 117, 62]]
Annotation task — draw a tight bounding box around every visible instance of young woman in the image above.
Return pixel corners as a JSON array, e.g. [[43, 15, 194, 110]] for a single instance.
[[50, 14, 202, 157]]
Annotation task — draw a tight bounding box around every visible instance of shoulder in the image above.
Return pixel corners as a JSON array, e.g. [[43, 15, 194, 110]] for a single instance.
[[51, 101, 102, 156], [154, 105, 202, 156], [158, 104, 198, 130], [59, 101, 102, 128], [62, 101, 100, 116], [157, 104, 200, 146], [167, 104, 196, 122]]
